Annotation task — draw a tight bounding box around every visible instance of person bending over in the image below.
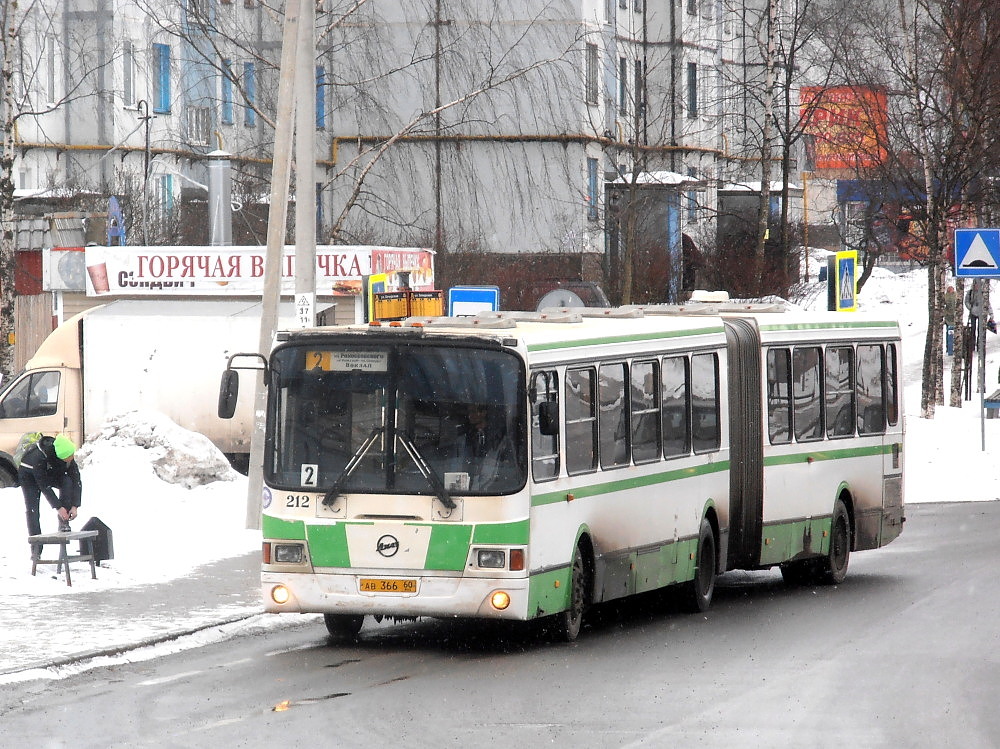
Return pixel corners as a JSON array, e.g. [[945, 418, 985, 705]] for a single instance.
[[20, 435, 82, 553]]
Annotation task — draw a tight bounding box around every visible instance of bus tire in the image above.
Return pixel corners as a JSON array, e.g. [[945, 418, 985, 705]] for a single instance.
[[324, 613, 364, 640], [682, 518, 717, 613], [0, 464, 16, 488], [818, 498, 851, 585], [554, 546, 588, 642]]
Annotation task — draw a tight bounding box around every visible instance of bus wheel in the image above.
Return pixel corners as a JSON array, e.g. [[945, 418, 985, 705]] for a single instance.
[[554, 547, 588, 642], [818, 499, 851, 585], [682, 519, 717, 613], [324, 613, 364, 640]]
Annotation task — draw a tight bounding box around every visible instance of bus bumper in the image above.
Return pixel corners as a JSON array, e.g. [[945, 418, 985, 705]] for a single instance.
[[261, 571, 531, 621]]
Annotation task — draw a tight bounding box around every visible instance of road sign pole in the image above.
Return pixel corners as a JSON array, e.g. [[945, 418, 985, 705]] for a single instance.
[[978, 281, 987, 451]]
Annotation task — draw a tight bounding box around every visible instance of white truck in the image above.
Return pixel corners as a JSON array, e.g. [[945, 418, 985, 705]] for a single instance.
[[0, 299, 302, 486]]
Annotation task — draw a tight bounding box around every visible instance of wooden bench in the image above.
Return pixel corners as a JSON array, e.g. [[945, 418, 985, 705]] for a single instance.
[[28, 530, 99, 587]]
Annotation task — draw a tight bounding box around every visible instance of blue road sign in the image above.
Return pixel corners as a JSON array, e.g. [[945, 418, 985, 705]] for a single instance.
[[447, 286, 500, 316], [955, 229, 1000, 278], [834, 250, 857, 312]]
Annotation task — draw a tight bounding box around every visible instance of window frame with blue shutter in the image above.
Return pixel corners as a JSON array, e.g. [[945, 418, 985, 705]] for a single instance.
[[152, 43, 171, 114]]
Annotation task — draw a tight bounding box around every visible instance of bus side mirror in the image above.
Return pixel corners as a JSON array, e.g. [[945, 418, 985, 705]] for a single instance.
[[538, 401, 559, 436], [218, 369, 240, 419]]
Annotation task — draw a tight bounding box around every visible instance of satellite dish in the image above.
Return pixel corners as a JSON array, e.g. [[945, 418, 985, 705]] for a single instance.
[[537, 289, 585, 310]]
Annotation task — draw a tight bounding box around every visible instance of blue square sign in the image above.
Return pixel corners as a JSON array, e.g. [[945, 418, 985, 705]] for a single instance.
[[955, 229, 1000, 278]]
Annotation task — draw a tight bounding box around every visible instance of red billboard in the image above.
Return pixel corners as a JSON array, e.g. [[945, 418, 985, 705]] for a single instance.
[[800, 86, 888, 170]]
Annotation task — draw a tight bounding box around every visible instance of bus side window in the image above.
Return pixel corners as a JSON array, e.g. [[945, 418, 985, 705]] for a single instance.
[[530, 370, 560, 481], [599, 362, 629, 469], [630, 360, 660, 464], [691, 353, 720, 453], [792, 346, 823, 442], [662, 355, 690, 457], [565, 367, 597, 474], [857, 344, 886, 435], [767, 348, 792, 444], [885, 343, 899, 426], [825, 346, 855, 438]]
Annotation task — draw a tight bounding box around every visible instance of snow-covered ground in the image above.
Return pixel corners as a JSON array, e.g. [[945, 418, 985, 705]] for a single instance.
[[1, 259, 998, 682]]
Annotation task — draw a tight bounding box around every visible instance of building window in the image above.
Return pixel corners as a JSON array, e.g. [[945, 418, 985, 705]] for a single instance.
[[152, 43, 171, 113], [618, 57, 627, 114], [243, 61, 256, 127], [315, 66, 326, 129], [123, 41, 135, 107], [686, 62, 698, 118], [221, 59, 234, 124], [185, 107, 211, 145], [45, 36, 57, 103], [585, 43, 598, 105], [634, 60, 643, 115], [587, 157, 599, 221], [154, 174, 174, 222], [687, 167, 698, 221]]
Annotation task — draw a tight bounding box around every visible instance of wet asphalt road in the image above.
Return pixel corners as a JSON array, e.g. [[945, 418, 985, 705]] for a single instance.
[[1, 501, 997, 749]]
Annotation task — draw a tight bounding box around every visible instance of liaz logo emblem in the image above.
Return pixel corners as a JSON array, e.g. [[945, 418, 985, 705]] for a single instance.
[[376, 534, 400, 557]]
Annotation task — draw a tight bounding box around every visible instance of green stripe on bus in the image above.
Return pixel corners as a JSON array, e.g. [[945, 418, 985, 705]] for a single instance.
[[527, 326, 723, 352], [471, 519, 530, 545], [531, 460, 730, 507], [306, 523, 351, 568], [758, 321, 897, 332], [262, 515, 306, 541], [425, 524, 474, 570], [763, 443, 895, 466]]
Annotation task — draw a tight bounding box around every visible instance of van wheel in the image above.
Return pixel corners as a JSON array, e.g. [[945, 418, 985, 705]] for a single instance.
[[553, 547, 588, 642], [682, 518, 717, 613], [0, 465, 16, 488], [818, 499, 851, 585], [324, 613, 364, 640]]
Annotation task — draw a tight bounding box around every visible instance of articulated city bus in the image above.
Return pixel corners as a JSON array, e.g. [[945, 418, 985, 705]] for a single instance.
[[219, 303, 904, 641]]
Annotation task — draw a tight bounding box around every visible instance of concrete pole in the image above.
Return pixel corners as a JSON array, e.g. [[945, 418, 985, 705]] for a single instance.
[[207, 150, 232, 246], [294, 0, 316, 326], [246, 0, 302, 529]]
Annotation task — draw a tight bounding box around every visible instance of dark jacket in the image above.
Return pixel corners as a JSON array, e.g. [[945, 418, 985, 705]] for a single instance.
[[18, 436, 82, 509]]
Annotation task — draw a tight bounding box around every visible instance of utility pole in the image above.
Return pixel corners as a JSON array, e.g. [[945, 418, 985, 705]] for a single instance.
[[246, 0, 304, 529], [294, 0, 317, 325]]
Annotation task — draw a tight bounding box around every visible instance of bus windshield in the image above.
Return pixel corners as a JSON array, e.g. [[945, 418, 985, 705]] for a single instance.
[[265, 341, 527, 496]]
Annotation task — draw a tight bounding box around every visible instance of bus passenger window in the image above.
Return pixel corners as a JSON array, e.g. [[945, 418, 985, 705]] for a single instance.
[[767, 348, 792, 444], [691, 353, 720, 453], [599, 363, 629, 469], [825, 346, 855, 438], [631, 360, 660, 464], [530, 370, 560, 481], [856, 344, 886, 435], [886, 343, 899, 426], [662, 356, 690, 457], [565, 367, 598, 474], [793, 347, 823, 442]]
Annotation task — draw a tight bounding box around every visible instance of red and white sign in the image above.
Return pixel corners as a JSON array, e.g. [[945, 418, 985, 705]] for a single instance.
[[80, 245, 435, 297]]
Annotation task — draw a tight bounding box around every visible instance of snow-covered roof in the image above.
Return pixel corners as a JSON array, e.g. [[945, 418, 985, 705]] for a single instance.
[[721, 181, 802, 192], [612, 170, 700, 186]]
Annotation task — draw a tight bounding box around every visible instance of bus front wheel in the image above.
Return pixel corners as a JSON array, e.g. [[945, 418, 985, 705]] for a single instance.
[[554, 547, 588, 642], [324, 613, 364, 640], [818, 499, 851, 585]]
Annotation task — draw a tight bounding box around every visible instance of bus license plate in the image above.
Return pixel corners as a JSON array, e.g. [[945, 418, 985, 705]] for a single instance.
[[359, 578, 417, 594]]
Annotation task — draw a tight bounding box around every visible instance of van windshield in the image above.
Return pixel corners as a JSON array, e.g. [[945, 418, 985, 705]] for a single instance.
[[265, 341, 527, 496]]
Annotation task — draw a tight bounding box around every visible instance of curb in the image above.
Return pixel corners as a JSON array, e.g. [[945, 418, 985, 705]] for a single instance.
[[0, 612, 261, 678]]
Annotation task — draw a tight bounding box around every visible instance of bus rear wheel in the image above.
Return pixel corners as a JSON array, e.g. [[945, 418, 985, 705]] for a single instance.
[[681, 518, 717, 613], [324, 613, 364, 640], [818, 499, 851, 585], [554, 547, 588, 642]]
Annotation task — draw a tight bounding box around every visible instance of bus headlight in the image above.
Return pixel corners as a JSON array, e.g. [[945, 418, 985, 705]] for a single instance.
[[271, 585, 291, 605], [274, 543, 304, 564], [490, 591, 511, 610], [477, 549, 506, 568]]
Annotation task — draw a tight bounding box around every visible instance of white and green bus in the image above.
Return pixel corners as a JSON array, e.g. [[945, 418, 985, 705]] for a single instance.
[[219, 303, 904, 641]]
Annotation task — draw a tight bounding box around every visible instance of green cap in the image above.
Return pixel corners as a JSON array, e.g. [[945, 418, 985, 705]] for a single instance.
[[53, 434, 76, 460]]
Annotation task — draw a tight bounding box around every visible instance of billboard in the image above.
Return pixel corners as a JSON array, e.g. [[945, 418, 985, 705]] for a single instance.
[[75, 245, 435, 297], [800, 86, 888, 170]]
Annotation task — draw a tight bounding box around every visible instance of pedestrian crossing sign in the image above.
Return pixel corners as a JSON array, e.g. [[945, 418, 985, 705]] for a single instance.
[[955, 229, 1000, 278], [832, 250, 857, 312]]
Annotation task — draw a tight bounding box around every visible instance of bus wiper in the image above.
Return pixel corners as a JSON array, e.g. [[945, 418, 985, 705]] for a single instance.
[[322, 427, 383, 508], [396, 433, 456, 509]]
